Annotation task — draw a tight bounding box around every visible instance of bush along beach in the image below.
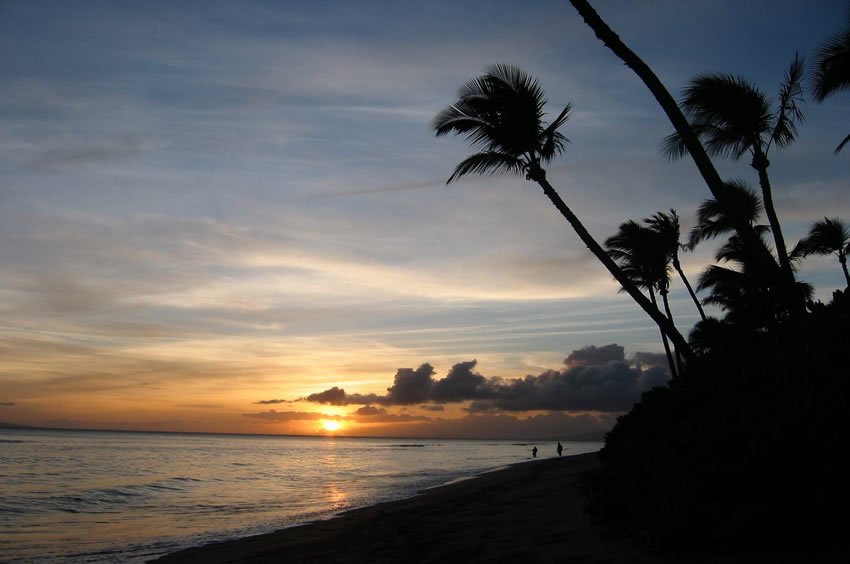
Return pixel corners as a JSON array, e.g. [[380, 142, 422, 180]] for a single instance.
[[583, 289, 849, 555]]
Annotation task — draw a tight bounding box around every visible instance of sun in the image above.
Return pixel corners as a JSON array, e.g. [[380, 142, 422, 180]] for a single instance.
[[321, 420, 342, 432]]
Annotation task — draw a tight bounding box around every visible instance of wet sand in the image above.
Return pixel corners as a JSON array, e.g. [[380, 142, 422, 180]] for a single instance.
[[152, 453, 744, 563]]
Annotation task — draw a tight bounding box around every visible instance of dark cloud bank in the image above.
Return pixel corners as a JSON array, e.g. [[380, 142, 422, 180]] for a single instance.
[[302, 344, 669, 413]]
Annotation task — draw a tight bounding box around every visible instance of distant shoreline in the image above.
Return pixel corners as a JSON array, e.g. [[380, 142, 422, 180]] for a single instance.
[[152, 453, 720, 564], [0, 424, 604, 442]]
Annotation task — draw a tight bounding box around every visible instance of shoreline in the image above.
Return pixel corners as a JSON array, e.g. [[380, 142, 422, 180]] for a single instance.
[[151, 453, 720, 563]]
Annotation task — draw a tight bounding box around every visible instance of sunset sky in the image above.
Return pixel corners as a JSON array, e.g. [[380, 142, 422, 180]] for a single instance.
[[1, 0, 848, 438]]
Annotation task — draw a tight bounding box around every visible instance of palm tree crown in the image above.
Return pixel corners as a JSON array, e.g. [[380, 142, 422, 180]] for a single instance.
[[811, 11, 850, 152], [606, 220, 679, 377], [812, 14, 850, 102], [661, 56, 805, 162], [645, 209, 707, 321], [433, 64, 571, 183], [661, 57, 804, 284], [605, 221, 671, 295], [792, 217, 850, 287], [688, 180, 763, 249]]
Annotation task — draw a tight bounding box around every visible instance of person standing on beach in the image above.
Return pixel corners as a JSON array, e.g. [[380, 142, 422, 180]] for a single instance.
[[532, 446, 538, 458], [557, 442, 563, 456]]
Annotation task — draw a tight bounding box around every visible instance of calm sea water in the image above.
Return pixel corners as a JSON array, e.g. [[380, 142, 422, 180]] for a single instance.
[[0, 429, 601, 563]]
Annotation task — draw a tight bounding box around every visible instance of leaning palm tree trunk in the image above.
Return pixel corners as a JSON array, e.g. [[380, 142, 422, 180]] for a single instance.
[[752, 148, 793, 279], [659, 289, 683, 375], [568, 0, 782, 284], [530, 168, 694, 363], [672, 254, 707, 321], [650, 288, 679, 378]]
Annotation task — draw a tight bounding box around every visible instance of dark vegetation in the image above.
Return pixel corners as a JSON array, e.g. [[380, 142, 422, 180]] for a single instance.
[[584, 289, 850, 555], [434, 0, 850, 556]]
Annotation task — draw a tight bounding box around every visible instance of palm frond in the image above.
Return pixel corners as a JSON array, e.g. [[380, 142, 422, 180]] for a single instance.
[[834, 133, 850, 154], [697, 264, 745, 294], [792, 217, 850, 257], [605, 220, 671, 291], [688, 180, 763, 248], [486, 64, 547, 113], [540, 103, 572, 161], [811, 23, 850, 102], [795, 280, 816, 303], [643, 209, 681, 261], [457, 75, 496, 100], [433, 104, 490, 139], [446, 152, 526, 184], [771, 53, 806, 150], [660, 131, 689, 161], [674, 73, 773, 161], [700, 123, 753, 160], [543, 103, 573, 135]]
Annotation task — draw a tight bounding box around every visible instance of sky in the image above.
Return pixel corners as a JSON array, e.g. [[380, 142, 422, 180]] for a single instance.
[[1, 0, 848, 438]]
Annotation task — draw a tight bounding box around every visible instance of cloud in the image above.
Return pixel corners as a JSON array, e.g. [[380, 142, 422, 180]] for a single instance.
[[632, 352, 670, 370], [385, 364, 436, 404], [431, 360, 487, 402], [465, 361, 669, 412], [355, 405, 386, 416], [254, 399, 291, 405], [353, 405, 431, 423], [564, 343, 624, 367], [302, 344, 670, 412], [0, 402, 15, 407], [305, 386, 382, 406], [242, 410, 330, 422]]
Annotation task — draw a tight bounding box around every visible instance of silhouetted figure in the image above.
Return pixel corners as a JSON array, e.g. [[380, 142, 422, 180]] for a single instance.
[[532, 446, 538, 458], [557, 442, 563, 456]]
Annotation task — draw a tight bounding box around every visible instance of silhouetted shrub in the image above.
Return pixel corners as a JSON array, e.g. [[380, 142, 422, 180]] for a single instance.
[[583, 289, 850, 556]]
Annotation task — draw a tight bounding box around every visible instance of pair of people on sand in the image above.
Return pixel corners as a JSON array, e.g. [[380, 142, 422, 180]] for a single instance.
[[531, 442, 563, 458]]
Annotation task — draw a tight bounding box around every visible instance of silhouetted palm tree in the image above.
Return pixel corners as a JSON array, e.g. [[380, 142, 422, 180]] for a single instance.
[[433, 63, 694, 362], [792, 217, 850, 287], [661, 56, 805, 281], [689, 181, 809, 325], [567, 0, 783, 285], [811, 9, 850, 152], [645, 209, 707, 321], [606, 221, 678, 377]]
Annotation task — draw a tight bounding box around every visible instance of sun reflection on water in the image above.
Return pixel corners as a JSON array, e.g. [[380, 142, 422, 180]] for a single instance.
[[323, 481, 349, 510]]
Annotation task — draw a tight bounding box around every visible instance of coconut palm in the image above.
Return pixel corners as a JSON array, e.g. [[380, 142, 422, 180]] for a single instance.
[[660, 55, 805, 282], [433, 63, 694, 362], [792, 217, 850, 287], [811, 9, 850, 152], [644, 209, 707, 321], [567, 0, 783, 285], [605, 221, 679, 377], [689, 181, 806, 323]]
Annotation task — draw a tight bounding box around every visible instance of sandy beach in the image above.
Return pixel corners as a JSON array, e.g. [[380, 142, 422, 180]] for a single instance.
[[153, 452, 748, 564]]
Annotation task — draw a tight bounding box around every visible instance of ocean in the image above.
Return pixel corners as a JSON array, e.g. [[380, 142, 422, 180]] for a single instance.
[[0, 429, 601, 563]]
